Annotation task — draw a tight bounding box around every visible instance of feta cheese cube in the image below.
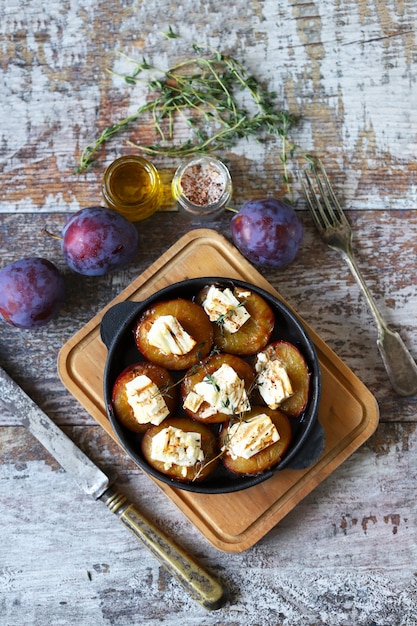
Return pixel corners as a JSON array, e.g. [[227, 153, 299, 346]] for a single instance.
[[202, 285, 250, 333], [125, 374, 169, 425], [183, 363, 250, 418], [255, 352, 293, 409], [225, 413, 280, 459], [147, 315, 196, 355], [150, 426, 204, 473]]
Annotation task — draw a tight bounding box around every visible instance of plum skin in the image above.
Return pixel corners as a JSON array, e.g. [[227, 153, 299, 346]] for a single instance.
[[231, 198, 303, 268], [62, 206, 139, 276], [0, 257, 65, 329]]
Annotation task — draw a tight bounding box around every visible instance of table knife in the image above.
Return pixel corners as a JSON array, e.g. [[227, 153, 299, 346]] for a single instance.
[[0, 365, 227, 611]]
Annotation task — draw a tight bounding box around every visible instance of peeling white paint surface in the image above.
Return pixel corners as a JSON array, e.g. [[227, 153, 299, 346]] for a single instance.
[[1, 2, 417, 624], [1, 0, 416, 212]]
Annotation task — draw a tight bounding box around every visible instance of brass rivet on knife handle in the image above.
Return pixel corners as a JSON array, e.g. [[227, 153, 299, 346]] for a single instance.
[[100, 486, 227, 610], [101, 489, 128, 513]]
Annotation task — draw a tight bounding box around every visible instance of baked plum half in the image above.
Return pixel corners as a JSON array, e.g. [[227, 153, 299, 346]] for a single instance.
[[196, 284, 274, 355], [141, 416, 219, 482], [134, 298, 213, 370], [220, 406, 292, 475], [255, 341, 310, 418], [112, 362, 177, 433], [181, 352, 255, 423]]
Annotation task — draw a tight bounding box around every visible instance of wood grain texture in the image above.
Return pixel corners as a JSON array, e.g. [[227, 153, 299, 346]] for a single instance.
[[56, 228, 380, 552], [1, 0, 417, 623], [2, 424, 417, 625], [1, 0, 417, 213]]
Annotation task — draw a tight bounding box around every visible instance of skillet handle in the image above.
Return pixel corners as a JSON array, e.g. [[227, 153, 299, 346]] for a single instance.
[[100, 301, 142, 350]]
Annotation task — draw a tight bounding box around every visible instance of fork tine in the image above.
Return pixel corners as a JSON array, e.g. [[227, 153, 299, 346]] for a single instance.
[[300, 159, 350, 232], [315, 160, 350, 227], [299, 169, 331, 231], [310, 164, 338, 227]]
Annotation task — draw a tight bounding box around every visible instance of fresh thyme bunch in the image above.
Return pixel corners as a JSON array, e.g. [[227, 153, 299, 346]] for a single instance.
[[75, 29, 299, 185]]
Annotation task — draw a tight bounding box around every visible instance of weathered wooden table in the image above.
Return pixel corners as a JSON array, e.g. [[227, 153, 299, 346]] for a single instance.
[[1, 1, 417, 624]]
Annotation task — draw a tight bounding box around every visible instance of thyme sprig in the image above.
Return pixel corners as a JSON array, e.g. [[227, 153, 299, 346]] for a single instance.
[[205, 373, 221, 392], [215, 300, 247, 328], [75, 32, 299, 188], [192, 410, 254, 482]]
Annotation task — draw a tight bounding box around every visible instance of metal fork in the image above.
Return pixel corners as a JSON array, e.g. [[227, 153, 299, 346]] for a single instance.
[[300, 159, 417, 396]]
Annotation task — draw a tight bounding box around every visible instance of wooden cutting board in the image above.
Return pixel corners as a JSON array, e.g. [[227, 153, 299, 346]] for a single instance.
[[58, 228, 379, 552]]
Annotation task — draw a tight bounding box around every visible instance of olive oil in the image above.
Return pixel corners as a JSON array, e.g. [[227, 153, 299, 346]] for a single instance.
[[102, 155, 162, 221]]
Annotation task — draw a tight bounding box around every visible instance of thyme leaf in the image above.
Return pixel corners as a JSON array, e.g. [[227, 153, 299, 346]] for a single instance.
[[204, 373, 220, 392], [215, 300, 247, 327]]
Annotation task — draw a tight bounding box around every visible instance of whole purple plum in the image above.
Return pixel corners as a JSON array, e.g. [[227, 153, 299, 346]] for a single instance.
[[0, 257, 65, 329], [62, 206, 139, 276], [231, 198, 303, 268]]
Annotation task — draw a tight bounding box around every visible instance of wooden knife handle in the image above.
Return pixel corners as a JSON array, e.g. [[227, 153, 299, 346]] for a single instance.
[[99, 486, 227, 610]]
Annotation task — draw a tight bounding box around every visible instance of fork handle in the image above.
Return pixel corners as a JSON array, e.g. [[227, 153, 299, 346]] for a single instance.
[[341, 251, 417, 396]]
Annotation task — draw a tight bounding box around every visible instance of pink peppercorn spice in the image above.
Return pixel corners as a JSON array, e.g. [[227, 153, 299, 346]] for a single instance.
[[172, 155, 233, 218]]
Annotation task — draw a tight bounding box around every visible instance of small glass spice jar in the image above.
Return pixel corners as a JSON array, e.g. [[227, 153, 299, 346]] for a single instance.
[[171, 155, 232, 218], [102, 155, 163, 222]]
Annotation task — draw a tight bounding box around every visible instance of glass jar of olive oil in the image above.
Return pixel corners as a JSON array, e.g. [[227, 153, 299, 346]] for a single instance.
[[102, 155, 163, 222], [171, 155, 232, 218]]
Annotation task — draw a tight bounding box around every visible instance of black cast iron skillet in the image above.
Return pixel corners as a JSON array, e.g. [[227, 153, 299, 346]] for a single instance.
[[100, 277, 324, 494]]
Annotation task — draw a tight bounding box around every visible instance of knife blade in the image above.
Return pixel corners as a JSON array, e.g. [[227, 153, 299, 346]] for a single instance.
[[0, 365, 227, 610]]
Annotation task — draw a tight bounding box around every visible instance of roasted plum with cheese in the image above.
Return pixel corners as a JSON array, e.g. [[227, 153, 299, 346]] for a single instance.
[[102, 277, 321, 493], [181, 353, 255, 423], [141, 417, 219, 482], [220, 406, 292, 475], [112, 362, 177, 434], [196, 284, 274, 355], [134, 298, 213, 370], [254, 341, 310, 418]]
